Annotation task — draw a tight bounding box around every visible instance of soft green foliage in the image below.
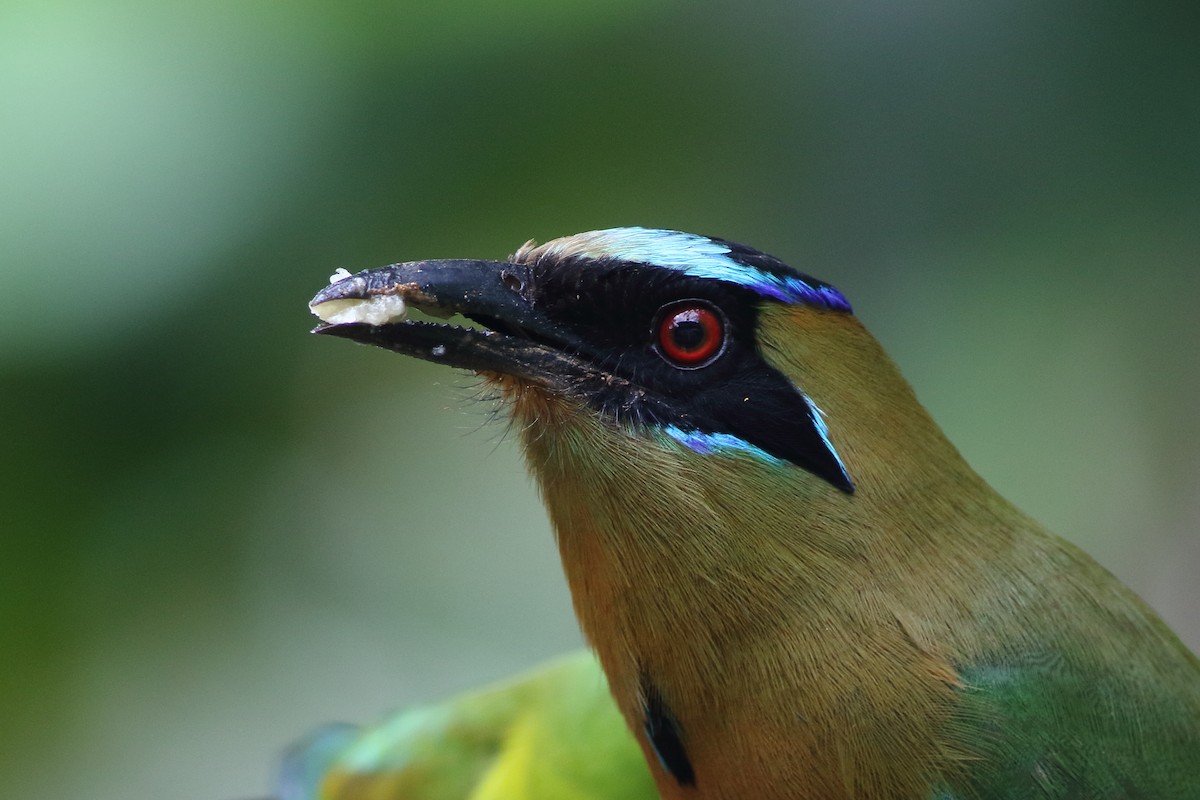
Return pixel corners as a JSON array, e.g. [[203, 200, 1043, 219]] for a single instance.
[[282, 651, 654, 800]]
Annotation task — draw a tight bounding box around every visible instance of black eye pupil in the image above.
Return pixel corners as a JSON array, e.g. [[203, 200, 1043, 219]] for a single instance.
[[670, 319, 706, 351]]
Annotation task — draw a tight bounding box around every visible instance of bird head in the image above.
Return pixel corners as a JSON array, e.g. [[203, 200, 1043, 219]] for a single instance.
[[308, 225, 987, 633], [309, 227, 953, 498]]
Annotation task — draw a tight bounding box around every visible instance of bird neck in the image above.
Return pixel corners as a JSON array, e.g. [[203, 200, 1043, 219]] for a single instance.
[[498, 305, 1037, 796], [509, 305, 1023, 638]]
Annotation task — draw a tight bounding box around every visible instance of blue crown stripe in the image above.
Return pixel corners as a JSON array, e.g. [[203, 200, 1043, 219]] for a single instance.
[[541, 227, 851, 311]]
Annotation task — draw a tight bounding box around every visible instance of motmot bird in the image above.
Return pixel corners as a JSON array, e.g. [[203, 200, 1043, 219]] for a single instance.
[[305, 227, 1200, 799]]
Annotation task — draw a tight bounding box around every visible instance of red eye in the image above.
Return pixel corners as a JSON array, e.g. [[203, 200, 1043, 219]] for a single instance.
[[655, 301, 725, 368]]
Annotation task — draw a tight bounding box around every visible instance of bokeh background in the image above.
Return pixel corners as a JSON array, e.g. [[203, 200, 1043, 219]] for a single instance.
[[3, 1, 1197, 797]]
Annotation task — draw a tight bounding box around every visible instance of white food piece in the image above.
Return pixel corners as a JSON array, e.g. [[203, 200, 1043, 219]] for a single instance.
[[309, 294, 408, 326], [328, 267, 354, 284]]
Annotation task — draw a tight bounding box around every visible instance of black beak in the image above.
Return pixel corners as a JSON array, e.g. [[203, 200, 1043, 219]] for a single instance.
[[309, 259, 590, 389]]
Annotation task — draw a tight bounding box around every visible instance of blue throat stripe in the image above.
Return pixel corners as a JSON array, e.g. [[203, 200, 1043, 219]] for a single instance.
[[662, 392, 850, 481], [531, 227, 851, 310], [662, 425, 783, 464], [805, 396, 851, 483]]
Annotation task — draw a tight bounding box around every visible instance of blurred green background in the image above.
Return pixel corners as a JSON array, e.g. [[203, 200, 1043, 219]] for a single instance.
[[2, 1, 1197, 797]]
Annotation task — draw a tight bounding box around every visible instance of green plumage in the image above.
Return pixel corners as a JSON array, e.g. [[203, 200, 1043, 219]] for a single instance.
[[954, 657, 1200, 798], [946, 615, 1200, 798]]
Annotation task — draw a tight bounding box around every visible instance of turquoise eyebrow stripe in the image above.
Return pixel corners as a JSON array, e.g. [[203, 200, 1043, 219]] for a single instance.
[[560, 227, 850, 310]]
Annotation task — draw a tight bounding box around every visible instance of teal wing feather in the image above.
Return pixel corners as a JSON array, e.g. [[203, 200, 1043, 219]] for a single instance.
[[943, 647, 1200, 799]]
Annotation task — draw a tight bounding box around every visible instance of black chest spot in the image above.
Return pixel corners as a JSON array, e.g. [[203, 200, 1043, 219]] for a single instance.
[[641, 675, 696, 787]]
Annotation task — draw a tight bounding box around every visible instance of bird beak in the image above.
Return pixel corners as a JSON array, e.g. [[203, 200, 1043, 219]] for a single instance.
[[309, 259, 590, 390]]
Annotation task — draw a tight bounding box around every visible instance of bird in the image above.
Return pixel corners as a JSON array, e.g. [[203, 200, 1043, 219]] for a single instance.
[[302, 227, 1200, 799]]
